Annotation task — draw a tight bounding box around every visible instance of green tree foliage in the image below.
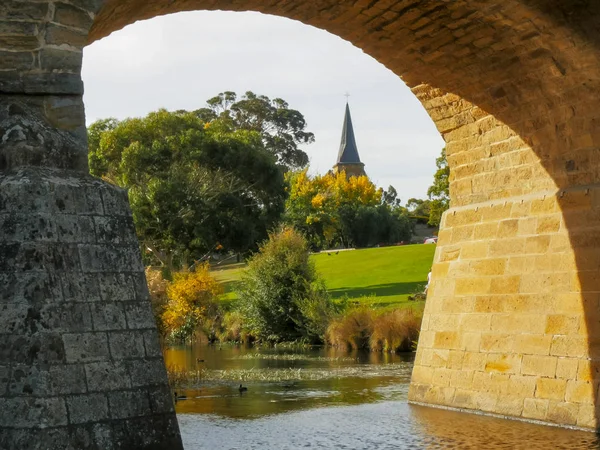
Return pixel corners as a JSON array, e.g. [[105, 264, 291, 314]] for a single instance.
[[406, 198, 431, 219], [195, 91, 315, 170], [338, 204, 413, 248], [427, 148, 450, 227], [88, 109, 286, 269], [238, 227, 334, 343]]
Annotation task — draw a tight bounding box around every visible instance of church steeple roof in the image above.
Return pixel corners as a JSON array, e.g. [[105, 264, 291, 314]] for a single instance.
[[336, 103, 362, 165]]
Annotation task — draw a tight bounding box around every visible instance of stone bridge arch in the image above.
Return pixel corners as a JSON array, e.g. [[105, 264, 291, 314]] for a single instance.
[[1, 1, 600, 448]]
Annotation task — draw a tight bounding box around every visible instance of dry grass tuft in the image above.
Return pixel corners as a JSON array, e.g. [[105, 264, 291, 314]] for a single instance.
[[326, 306, 422, 352]]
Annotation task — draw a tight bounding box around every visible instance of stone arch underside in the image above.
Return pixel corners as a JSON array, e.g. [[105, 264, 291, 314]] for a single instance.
[[2, 1, 600, 448]]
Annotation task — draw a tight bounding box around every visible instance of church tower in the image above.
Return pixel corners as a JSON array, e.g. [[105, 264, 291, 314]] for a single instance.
[[333, 102, 366, 178]]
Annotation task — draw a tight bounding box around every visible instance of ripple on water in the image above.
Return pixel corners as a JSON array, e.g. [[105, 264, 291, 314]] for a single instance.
[[178, 401, 600, 450]]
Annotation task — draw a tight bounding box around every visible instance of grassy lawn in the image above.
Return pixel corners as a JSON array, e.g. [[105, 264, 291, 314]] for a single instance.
[[211, 263, 246, 308], [211, 245, 436, 310], [313, 245, 436, 309]]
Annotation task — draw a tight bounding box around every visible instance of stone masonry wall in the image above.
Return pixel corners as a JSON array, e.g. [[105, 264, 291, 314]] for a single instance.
[[0, 2, 183, 448], [2, 0, 600, 440], [0, 167, 182, 449]]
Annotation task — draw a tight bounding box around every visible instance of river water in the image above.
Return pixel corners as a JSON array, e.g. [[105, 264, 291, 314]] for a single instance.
[[164, 345, 600, 449]]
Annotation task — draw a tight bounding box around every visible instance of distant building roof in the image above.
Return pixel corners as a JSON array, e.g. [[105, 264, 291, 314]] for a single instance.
[[336, 103, 363, 165]]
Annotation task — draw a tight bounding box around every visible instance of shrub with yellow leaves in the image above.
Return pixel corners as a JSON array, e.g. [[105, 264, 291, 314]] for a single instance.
[[161, 263, 222, 340]]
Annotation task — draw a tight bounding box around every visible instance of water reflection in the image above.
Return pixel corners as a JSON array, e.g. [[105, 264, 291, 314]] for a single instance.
[[164, 344, 413, 418], [167, 344, 600, 449]]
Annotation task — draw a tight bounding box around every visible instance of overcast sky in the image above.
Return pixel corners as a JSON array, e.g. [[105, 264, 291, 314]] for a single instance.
[[82, 10, 445, 201]]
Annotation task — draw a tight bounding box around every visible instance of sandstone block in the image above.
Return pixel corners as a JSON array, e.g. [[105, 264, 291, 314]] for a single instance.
[[431, 331, 459, 350], [522, 398, 549, 420], [431, 368, 453, 387], [555, 358, 578, 379], [545, 314, 580, 335], [521, 355, 557, 377], [550, 335, 587, 358], [470, 258, 507, 276], [485, 353, 521, 374], [576, 404, 598, 428], [565, 380, 595, 404], [495, 396, 524, 416], [148, 384, 176, 414], [460, 314, 491, 332], [514, 334, 551, 356], [546, 401, 578, 425], [411, 365, 433, 385], [480, 333, 513, 353], [535, 378, 567, 401]]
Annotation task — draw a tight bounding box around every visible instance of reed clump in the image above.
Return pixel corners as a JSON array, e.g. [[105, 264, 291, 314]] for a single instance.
[[326, 306, 422, 352]]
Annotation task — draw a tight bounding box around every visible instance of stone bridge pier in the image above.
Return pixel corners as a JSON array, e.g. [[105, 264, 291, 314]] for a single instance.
[[2, 0, 600, 448], [0, 2, 183, 449]]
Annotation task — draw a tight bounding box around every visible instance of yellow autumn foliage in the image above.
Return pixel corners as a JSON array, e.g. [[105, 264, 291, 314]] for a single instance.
[[161, 263, 222, 337], [286, 169, 382, 247]]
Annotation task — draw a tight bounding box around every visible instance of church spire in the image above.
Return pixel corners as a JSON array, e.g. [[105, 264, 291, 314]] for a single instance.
[[333, 102, 366, 177]]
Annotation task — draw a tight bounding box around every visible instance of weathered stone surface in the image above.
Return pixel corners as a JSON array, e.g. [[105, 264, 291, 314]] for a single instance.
[[0, 99, 87, 171], [0, 51, 33, 71], [45, 24, 87, 47], [0, 397, 67, 428], [66, 393, 109, 424], [8, 364, 87, 396], [79, 244, 144, 273], [90, 302, 127, 331], [0, 2, 48, 21], [85, 361, 131, 392], [0, 72, 84, 95], [97, 273, 136, 302], [124, 301, 156, 330], [108, 331, 145, 359], [126, 358, 169, 388], [0, 168, 180, 448], [54, 3, 94, 30], [108, 389, 151, 419], [63, 332, 110, 363], [0, 272, 62, 304], [39, 47, 82, 72], [61, 272, 101, 302], [0, 35, 39, 51], [94, 215, 136, 244]]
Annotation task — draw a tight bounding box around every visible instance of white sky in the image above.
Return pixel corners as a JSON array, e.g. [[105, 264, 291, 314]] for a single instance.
[[82, 10, 445, 202]]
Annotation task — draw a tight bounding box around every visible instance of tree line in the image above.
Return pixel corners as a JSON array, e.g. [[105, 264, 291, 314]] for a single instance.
[[88, 91, 449, 273]]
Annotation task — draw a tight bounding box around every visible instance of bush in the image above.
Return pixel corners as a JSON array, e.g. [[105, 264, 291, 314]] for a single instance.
[[162, 263, 222, 340], [238, 226, 334, 343], [326, 305, 422, 352]]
